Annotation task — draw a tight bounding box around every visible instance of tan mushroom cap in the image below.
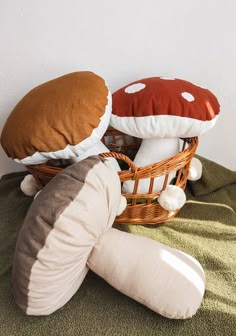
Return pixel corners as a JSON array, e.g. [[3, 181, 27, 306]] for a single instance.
[[1, 71, 111, 164], [111, 77, 220, 139]]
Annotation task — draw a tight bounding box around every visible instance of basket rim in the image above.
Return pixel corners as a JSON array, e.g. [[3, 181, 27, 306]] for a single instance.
[[26, 134, 199, 225], [100, 137, 198, 179], [26, 137, 198, 172]]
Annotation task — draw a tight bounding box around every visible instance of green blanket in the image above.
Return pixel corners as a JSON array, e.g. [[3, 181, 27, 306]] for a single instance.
[[0, 156, 235, 336]]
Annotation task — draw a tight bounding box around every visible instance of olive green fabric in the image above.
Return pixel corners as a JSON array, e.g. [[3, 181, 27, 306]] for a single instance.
[[0, 156, 235, 336]]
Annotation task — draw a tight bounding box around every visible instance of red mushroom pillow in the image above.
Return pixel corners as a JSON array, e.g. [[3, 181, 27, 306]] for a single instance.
[[111, 76, 220, 194]]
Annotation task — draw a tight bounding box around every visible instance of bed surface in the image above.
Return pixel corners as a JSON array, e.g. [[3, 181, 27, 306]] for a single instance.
[[0, 156, 235, 336]]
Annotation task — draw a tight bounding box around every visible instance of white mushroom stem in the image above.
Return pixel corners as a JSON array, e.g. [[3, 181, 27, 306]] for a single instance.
[[122, 138, 180, 193], [158, 185, 186, 211], [87, 228, 205, 319], [188, 157, 203, 181], [69, 140, 121, 171]]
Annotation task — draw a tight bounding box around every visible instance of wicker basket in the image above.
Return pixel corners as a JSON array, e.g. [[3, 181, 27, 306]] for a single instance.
[[27, 128, 198, 225]]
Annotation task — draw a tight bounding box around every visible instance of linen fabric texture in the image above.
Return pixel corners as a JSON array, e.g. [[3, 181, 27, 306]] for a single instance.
[[12, 156, 121, 315], [1, 72, 111, 165], [12, 155, 205, 318]]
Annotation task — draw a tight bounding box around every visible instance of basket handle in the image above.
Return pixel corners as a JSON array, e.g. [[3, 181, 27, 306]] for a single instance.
[[99, 152, 138, 174]]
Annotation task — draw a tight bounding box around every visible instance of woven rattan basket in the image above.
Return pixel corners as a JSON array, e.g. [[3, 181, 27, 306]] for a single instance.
[[27, 128, 198, 225]]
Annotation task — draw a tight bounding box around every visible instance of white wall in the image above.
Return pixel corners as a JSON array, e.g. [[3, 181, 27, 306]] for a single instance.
[[0, 0, 235, 178]]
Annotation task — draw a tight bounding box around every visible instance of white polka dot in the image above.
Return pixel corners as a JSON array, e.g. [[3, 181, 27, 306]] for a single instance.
[[181, 92, 195, 102], [124, 83, 146, 94], [160, 76, 175, 80]]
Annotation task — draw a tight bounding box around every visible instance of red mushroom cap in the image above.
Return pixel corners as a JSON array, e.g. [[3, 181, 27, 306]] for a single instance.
[[111, 77, 220, 139]]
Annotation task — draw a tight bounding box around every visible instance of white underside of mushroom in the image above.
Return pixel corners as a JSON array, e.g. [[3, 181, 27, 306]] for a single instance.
[[21, 142, 120, 197], [69, 141, 121, 171], [111, 114, 219, 139], [122, 138, 180, 193]]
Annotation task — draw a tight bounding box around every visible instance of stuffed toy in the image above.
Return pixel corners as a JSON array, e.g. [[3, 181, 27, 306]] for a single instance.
[[0, 71, 120, 196], [110, 76, 220, 210], [12, 155, 205, 318]]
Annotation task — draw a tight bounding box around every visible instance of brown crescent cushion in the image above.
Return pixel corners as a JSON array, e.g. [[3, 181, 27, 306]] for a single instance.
[[0, 72, 112, 165]]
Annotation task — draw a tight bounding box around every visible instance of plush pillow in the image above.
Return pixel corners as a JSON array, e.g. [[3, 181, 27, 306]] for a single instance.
[[12, 156, 122, 315], [1, 72, 112, 165], [110, 76, 220, 194], [12, 155, 205, 318], [88, 228, 205, 319]]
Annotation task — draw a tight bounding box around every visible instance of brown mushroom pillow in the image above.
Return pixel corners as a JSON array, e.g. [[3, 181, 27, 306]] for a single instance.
[[1, 71, 112, 165], [111, 76, 220, 195], [0, 71, 120, 196], [12, 155, 205, 319]]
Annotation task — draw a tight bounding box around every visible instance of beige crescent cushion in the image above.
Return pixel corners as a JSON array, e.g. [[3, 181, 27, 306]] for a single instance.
[[88, 228, 206, 319], [12, 156, 205, 319], [1, 72, 111, 165], [12, 156, 121, 315]]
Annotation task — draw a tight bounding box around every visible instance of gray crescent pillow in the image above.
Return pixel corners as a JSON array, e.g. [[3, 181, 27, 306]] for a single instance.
[[12, 156, 122, 315]]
